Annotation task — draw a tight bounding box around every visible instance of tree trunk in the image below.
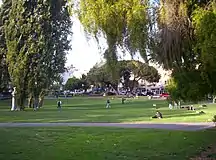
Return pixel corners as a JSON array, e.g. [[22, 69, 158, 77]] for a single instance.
[[33, 97, 39, 111], [129, 79, 136, 94], [212, 95, 216, 103], [38, 96, 44, 108], [17, 92, 26, 111], [38, 90, 46, 108], [110, 84, 119, 95], [28, 94, 33, 108]]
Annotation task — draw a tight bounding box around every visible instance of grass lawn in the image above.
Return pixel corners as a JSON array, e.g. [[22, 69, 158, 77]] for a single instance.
[[0, 96, 215, 123], [0, 127, 216, 160]]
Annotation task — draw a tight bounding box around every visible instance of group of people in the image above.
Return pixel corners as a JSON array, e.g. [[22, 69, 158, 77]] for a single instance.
[[168, 100, 181, 109], [105, 97, 126, 108], [56, 97, 126, 110], [57, 97, 164, 119]]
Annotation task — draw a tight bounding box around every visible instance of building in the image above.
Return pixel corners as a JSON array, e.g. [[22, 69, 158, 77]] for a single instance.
[[137, 65, 172, 95]]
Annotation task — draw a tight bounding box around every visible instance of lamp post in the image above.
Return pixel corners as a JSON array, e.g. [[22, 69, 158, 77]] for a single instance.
[[11, 87, 16, 111]]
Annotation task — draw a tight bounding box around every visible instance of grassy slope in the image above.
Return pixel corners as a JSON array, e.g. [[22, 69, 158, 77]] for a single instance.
[[0, 97, 215, 123]]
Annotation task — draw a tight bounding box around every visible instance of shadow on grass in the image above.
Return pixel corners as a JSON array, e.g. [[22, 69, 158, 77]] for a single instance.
[[165, 113, 202, 119]]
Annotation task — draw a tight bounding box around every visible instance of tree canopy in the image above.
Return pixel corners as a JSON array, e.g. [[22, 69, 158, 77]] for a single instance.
[[0, 0, 11, 92], [86, 60, 160, 93], [158, 0, 216, 101], [64, 74, 90, 91], [1, 0, 216, 106], [1, 0, 72, 109], [76, 0, 216, 102], [77, 0, 150, 79]]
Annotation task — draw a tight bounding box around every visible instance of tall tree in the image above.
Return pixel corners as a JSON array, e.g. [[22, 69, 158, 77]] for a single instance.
[[0, 0, 12, 92], [77, 0, 149, 78], [65, 77, 82, 91], [76, 0, 216, 101], [154, 0, 216, 101], [4, 0, 72, 110], [80, 74, 90, 92]]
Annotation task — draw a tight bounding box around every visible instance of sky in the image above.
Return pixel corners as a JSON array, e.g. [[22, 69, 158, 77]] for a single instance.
[[66, 16, 140, 77], [63, 16, 137, 82], [65, 17, 105, 78]]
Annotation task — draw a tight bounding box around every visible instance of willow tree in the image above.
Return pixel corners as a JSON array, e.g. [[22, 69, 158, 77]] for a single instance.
[[77, 0, 150, 78], [153, 0, 195, 71], [153, 0, 216, 102]]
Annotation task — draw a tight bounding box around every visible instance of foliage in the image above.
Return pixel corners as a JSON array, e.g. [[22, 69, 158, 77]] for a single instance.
[[193, 2, 216, 95], [212, 115, 216, 126], [0, 0, 12, 92], [118, 60, 160, 91], [65, 77, 81, 91], [77, 0, 150, 73], [152, 0, 216, 101], [87, 63, 115, 88], [87, 60, 160, 92], [79, 74, 90, 91], [165, 78, 180, 102], [5, 0, 31, 109], [75, 0, 216, 102], [3, 0, 72, 109], [64, 75, 90, 91], [166, 70, 209, 103]]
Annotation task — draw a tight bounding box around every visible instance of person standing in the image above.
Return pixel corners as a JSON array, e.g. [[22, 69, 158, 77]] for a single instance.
[[57, 99, 62, 111], [106, 99, 111, 108]]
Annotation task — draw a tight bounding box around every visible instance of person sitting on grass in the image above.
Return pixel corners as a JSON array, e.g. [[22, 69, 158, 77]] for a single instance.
[[152, 110, 163, 119], [57, 99, 62, 111], [106, 99, 111, 108]]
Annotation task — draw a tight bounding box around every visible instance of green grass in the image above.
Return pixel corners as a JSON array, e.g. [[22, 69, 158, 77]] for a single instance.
[[0, 96, 215, 123], [0, 127, 215, 160], [1, 97, 216, 160]]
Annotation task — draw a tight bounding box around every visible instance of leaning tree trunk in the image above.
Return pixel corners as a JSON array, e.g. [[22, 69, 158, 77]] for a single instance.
[[129, 79, 137, 94], [38, 90, 46, 108], [213, 95, 216, 103], [110, 84, 119, 95], [38, 96, 44, 108], [28, 94, 33, 108]]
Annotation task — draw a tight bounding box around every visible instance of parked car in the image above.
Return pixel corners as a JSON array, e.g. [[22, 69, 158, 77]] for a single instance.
[[146, 91, 154, 96], [160, 93, 170, 97], [0, 92, 12, 100]]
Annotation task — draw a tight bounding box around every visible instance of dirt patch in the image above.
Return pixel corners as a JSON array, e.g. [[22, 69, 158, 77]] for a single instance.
[[190, 145, 216, 160]]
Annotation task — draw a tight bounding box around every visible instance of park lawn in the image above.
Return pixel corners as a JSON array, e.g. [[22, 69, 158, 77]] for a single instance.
[[0, 97, 215, 123], [0, 127, 216, 160]]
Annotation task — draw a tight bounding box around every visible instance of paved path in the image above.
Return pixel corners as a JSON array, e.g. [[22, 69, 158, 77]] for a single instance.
[[0, 122, 214, 131]]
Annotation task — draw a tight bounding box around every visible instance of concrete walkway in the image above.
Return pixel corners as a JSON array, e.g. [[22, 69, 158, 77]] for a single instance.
[[0, 122, 214, 131]]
